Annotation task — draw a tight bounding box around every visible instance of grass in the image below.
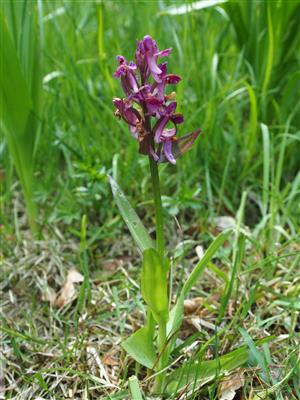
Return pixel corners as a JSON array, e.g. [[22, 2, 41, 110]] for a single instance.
[[1, 0, 300, 398]]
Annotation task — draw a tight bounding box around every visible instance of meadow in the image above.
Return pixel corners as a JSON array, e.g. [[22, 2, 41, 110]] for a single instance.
[[0, 0, 300, 399]]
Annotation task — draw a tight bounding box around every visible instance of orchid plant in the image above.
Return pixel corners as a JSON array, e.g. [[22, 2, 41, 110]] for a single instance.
[[110, 36, 231, 395]]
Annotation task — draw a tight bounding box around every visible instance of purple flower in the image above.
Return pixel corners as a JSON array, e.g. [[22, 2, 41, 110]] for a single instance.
[[114, 56, 138, 96], [129, 85, 163, 116], [112, 35, 201, 164], [135, 35, 172, 83], [153, 101, 177, 143], [113, 97, 142, 138], [152, 63, 181, 102]]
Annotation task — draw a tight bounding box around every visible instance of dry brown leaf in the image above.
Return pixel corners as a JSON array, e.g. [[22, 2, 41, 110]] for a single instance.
[[189, 317, 219, 332], [41, 286, 57, 305], [54, 269, 84, 308], [102, 353, 119, 367], [219, 370, 245, 400], [184, 297, 202, 315], [101, 255, 132, 272], [102, 260, 120, 272], [67, 269, 84, 283]]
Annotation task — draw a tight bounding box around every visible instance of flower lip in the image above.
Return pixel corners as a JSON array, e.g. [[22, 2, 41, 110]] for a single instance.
[[165, 74, 181, 84], [171, 113, 184, 124], [160, 128, 176, 139], [152, 63, 181, 101], [165, 101, 177, 115], [163, 140, 176, 164]]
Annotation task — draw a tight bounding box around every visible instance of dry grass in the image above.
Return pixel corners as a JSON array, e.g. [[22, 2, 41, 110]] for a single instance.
[[1, 218, 299, 399]]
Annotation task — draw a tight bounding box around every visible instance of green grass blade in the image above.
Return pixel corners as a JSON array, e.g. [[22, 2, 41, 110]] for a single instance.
[[0, 1, 42, 235], [218, 191, 247, 322], [239, 327, 270, 383], [166, 336, 274, 395], [182, 229, 232, 296], [261, 3, 274, 113], [167, 229, 232, 338], [261, 123, 270, 217], [245, 82, 258, 160]]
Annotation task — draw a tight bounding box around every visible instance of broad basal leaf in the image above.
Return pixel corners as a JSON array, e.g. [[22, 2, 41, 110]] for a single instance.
[[122, 312, 156, 369]]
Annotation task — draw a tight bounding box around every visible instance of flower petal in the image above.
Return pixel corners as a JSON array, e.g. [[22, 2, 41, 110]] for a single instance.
[[166, 74, 181, 84], [113, 97, 141, 127], [171, 113, 184, 124], [159, 129, 202, 163], [153, 116, 168, 143], [117, 55, 126, 63], [146, 97, 163, 115], [143, 35, 158, 53], [163, 141, 176, 164], [146, 55, 162, 75], [130, 125, 138, 139], [155, 48, 172, 58], [166, 101, 177, 115], [161, 127, 176, 138]]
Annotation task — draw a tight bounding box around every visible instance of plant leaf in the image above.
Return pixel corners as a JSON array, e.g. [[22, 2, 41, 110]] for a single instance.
[[122, 315, 156, 369], [109, 176, 154, 253], [166, 346, 249, 394], [128, 376, 143, 400], [141, 248, 169, 324], [165, 337, 274, 395], [239, 328, 270, 383]]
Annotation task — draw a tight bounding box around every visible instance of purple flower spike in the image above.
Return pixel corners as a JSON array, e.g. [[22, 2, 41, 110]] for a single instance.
[[112, 35, 201, 164]]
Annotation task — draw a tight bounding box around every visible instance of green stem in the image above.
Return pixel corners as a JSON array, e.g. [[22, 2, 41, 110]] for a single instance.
[[148, 157, 164, 259], [158, 321, 167, 388], [146, 116, 167, 394], [152, 320, 167, 394], [148, 156, 168, 393]]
